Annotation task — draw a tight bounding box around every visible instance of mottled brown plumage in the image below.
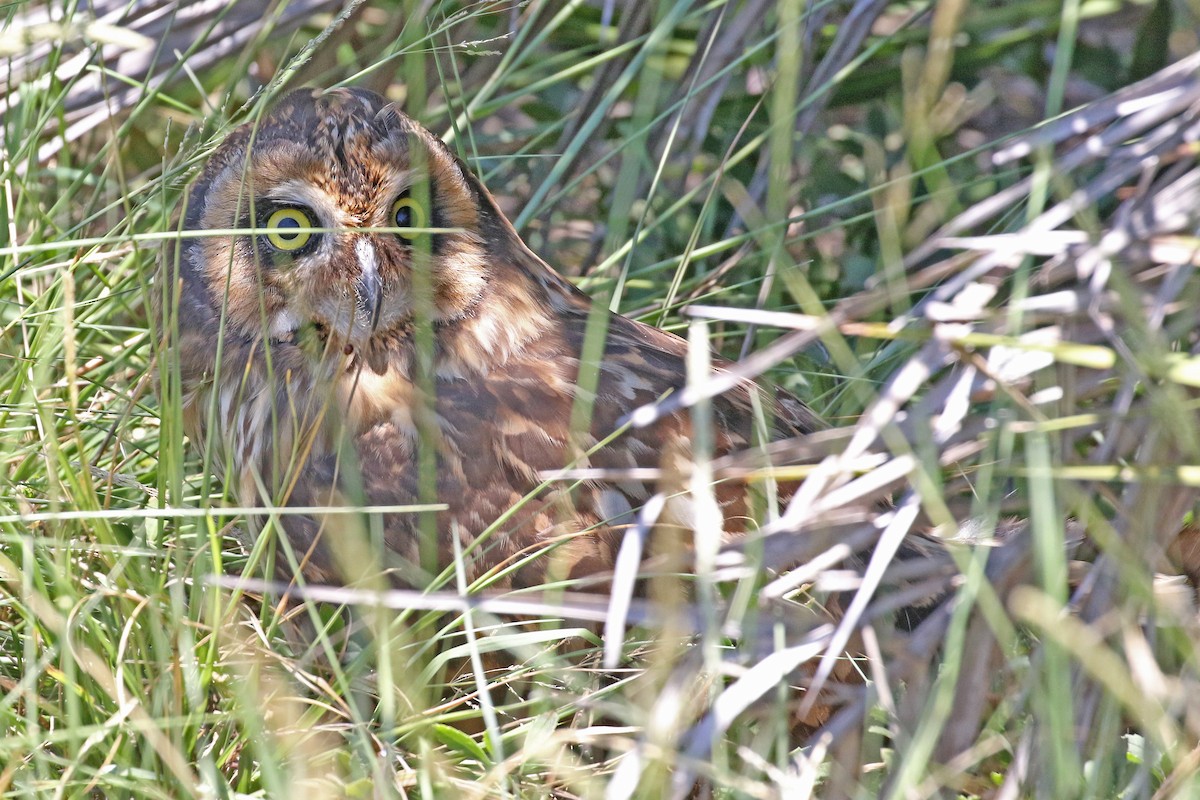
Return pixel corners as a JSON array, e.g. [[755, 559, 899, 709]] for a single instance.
[[160, 87, 823, 588]]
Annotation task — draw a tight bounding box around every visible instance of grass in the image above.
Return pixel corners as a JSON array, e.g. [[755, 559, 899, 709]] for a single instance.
[[4, 0, 1200, 797]]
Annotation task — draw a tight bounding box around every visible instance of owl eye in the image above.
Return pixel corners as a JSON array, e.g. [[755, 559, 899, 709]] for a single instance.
[[264, 207, 316, 252], [391, 193, 427, 240]]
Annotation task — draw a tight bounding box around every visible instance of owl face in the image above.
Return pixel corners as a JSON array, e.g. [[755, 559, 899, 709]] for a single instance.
[[179, 88, 491, 361]]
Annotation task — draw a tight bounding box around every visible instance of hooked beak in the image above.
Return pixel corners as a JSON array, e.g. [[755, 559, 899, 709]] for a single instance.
[[354, 238, 384, 332]]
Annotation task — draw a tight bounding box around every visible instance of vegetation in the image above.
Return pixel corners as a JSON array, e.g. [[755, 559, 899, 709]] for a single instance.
[[3, 0, 1200, 796]]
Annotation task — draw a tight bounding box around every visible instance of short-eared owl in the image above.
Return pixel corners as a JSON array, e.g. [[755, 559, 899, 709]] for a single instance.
[[159, 87, 822, 588]]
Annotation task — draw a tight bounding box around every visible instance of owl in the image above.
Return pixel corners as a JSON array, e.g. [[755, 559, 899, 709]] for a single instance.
[[159, 87, 823, 589]]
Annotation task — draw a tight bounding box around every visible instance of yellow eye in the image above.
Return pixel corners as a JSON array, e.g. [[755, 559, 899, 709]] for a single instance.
[[391, 194, 427, 239], [264, 207, 315, 251]]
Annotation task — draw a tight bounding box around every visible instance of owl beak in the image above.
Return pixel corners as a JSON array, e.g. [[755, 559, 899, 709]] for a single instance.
[[354, 238, 385, 332], [357, 269, 384, 331]]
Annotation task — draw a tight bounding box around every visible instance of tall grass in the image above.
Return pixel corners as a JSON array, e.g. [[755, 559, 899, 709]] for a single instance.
[[3, 0, 1200, 797]]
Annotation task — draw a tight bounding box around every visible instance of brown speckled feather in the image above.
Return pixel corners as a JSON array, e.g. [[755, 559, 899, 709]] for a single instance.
[[160, 87, 823, 588]]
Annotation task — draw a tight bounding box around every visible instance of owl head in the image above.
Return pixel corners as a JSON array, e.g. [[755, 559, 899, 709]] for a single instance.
[[167, 87, 567, 375]]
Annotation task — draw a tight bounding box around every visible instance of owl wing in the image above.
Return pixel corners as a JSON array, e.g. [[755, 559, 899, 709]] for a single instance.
[[591, 308, 824, 439], [270, 298, 822, 587]]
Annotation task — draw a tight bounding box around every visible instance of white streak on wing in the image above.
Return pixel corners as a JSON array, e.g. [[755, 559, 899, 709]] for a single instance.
[[596, 489, 635, 525], [602, 364, 640, 400], [218, 385, 235, 428], [245, 391, 271, 468], [472, 313, 498, 355]]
